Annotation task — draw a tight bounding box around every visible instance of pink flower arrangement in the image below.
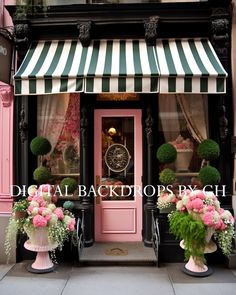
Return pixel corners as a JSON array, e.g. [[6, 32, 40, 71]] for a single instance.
[[169, 135, 193, 150], [23, 184, 76, 248], [157, 191, 178, 210], [174, 190, 234, 232], [165, 189, 235, 256]]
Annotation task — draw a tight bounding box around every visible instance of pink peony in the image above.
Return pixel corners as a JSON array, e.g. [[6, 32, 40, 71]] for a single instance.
[[33, 214, 48, 227]]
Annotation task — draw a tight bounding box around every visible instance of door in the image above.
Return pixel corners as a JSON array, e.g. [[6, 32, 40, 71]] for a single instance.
[[94, 109, 142, 242]]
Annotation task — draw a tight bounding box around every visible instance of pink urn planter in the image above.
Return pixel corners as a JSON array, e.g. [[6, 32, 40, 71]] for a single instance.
[[180, 227, 217, 277], [24, 227, 57, 273]]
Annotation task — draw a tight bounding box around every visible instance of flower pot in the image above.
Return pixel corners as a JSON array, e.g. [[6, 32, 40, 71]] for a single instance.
[[180, 227, 216, 277], [27, 227, 51, 247], [175, 149, 193, 172], [14, 211, 27, 220], [24, 227, 57, 273]]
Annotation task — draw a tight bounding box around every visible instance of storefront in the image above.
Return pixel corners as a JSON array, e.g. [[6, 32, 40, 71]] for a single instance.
[[4, 0, 233, 263]]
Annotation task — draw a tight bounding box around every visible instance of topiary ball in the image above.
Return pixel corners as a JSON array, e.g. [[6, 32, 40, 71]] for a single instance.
[[198, 165, 221, 186], [30, 136, 52, 156], [156, 143, 177, 164], [197, 139, 220, 161], [60, 177, 78, 194], [159, 168, 176, 185], [63, 200, 75, 211], [33, 166, 51, 184]]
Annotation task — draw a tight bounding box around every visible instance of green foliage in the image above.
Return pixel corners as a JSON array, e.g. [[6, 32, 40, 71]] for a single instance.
[[199, 165, 221, 186], [30, 136, 52, 156], [197, 139, 220, 161], [60, 177, 78, 194], [214, 224, 236, 256], [13, 199, 29, 213], [4, 218, 18, 263], [159, 168, 176, 185], [33, 166, 51, 183], [168, 211, 206, 261], [156, 143, 177, 164]]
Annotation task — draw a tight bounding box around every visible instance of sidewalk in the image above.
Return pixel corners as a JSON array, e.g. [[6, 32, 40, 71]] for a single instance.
[[0, 262, 236, 295]]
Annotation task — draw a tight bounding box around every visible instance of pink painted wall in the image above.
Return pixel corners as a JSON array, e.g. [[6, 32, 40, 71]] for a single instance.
[[0, 0, 14, 214]]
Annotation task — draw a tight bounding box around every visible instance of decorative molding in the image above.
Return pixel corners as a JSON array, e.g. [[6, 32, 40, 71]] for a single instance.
[[211, 17, 230, 60], [14, 23, 30, 51], [211, 18, 229, 35], [77, 21, 92, 47], [0, 85, 13, 107], [144, 16, 159, 46], [19, 105, 28, 143], [145, 106, 154, 146]]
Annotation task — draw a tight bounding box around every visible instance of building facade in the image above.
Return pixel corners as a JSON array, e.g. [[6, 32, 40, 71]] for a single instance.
[[0, 0, 14, 263], [0, 0, 234, 263]]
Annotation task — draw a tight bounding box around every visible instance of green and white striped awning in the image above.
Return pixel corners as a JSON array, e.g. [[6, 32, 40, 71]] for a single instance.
[[14, 38, 227, 95], [14, 39, 159, 95], [155, 39, 227, 93]]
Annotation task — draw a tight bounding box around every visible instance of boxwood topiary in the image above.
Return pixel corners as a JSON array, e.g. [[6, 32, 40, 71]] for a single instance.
[[33, 166, 51, 184], [60, 177, 78, 194], [198, 165, 221, 186], [159, 168, 176, 185], [197, 139, 220, 161], [156, 143, 177, 164], [30, 136, 52, 156]]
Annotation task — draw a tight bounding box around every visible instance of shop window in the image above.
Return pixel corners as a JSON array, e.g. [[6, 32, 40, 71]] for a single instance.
[[37, 93, 80, 195], [158, 94, 208, 184]]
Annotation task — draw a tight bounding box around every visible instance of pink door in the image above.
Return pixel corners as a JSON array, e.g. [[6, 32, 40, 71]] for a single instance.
[[94, 109, 142, 242]]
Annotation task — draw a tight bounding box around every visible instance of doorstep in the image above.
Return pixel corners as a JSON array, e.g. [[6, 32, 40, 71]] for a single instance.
[[79, 242, 157, 266]]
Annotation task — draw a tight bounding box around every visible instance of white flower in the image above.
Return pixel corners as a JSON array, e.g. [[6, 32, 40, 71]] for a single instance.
[[31, 207, 39, 215], [48, 204, 56, 211], [28, 185, 37, 196], [30, 201, 39, 207]]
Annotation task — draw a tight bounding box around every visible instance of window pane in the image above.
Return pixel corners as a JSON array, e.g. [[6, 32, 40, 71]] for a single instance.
[[37, 93, 80, 176], [158, 94, 208, 176]]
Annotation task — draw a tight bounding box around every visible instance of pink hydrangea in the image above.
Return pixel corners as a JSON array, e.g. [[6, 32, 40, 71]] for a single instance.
[[32, 214, 48, 227], [67, 219, 76, 231], [44, 214, 51, 222], [202, 211, 215, 227], [38, 207, 48, 215], [54, 207, 64, 220], [187, 198, 204, 213]]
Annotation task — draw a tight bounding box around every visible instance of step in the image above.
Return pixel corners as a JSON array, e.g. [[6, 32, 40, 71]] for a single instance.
[[79, 242, 157, 266]]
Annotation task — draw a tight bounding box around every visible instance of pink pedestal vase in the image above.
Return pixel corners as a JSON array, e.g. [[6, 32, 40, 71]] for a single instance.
[[180, 227, 217, 277], [24, 227, 57, 273]]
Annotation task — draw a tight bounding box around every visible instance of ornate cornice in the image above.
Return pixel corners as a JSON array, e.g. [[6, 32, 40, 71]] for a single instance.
[[77, 21, 92, 47], [14, 22, 30, 51], [144, 16, 159, 46], [0, 85, 13, 107]]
